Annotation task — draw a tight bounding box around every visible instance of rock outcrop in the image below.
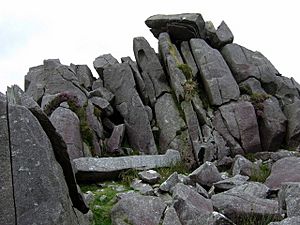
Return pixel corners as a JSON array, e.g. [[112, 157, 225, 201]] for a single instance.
[[2, 11, 300, 225]]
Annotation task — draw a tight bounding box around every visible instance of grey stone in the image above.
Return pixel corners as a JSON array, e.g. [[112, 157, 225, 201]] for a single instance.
[[211, 187, 280, 223], [284, 98, 300, 148], [278, 182, 300, 217], [259, 97, 287, 152], [214, 174, 249, 191], [25, 59, 88, 106], [85, 100, 104, 141], [145, 13, 205, 40], [181, 100, 202, 165], [191, 39, 240, 105], [218, 101, 262, 153], [212, 21, 234, 48], [74, 149, 181, 182], [92, 78, 103, 90], [138, 170, 161, 185], [186, 211, 235, 225], [265, 157, 300, 190], [221, 43, 279, 86], [239, 77, 267, 95], [50, 107, 84, 160], [195, 183, 209, 198], [159, 172, 180, 193], [131, 179, 154, 196], [172, 183, 213, 224], [155, 93, 196, 168], [162, 206, 181, 225], [0, 98, 15, 225], [212, 110, 244, 156], [180, 41, 198, 77], [106, 124, 125, 153], [121, 56, 148, 104], [159, 32, 186, 102], [232, 155, 254, 177], [191, 95, 207, 125], [93, 54, 118, 79], [89, 87, 114, 103], [133, 36, 170, 103], [111, 193, 166, 225], [275, 76, 300, 102], [8, 103, 85, 224], [84, 191, 95, 205], [6, 85, 88, 213], [189, 161, 222, 187], [255, 150, 300, 162], [226, 181, 269, 199], [103, 63, 157, 154], [269, 217, 300, 225], [90, 96, 113, 116], [70, 64, 95, 90]]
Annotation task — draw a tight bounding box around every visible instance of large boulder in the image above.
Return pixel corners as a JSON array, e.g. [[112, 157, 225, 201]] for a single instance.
[[0, 98, 15, 225], [74, 149, 181, 182], [145, 13, 205, 41], [190, 38, 240, 106], [217, 101, 262, 153], [180, 41, 198, 78], [111, 193, 166, 225], [278, 182, 300, 217], [70, 64, 95, 90], [265, 157, 300, 190], [6, 101, 88, 224], [50, 107, 84, 160], [211, 186, 280, 223], [103, 63, 157, 154], [159, 32, 186, 102], [259, 97, 287, 152], [172, 183, 214, 224], [93, 54, 118, 79], [284, 98, 300, 148], [133, 37, 170, 105]]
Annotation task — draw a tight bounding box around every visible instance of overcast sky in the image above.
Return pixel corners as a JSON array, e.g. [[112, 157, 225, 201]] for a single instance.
[[1, 0, 299, 93]]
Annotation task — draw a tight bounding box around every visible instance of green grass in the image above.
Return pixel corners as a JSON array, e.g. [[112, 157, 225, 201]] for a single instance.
[[80, 182, 131, 225], [249, 164, 271, 183], [156, 161, 189, 182], [177, 63, 193, 80], [235, 214, 280, 225]]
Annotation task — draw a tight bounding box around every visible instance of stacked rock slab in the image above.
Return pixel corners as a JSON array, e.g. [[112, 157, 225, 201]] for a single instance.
[[0, 92, 89, 225]]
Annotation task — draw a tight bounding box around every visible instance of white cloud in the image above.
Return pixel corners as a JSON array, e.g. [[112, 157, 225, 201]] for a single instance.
[[0, 0, 300, 93]]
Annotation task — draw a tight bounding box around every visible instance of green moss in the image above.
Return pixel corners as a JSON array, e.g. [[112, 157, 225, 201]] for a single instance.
[[94, 107, 102, 119], [244, 153, 256, 162], [250, 93, 271, 104], [177, 63, 193, 80], [68, 101, 96, 156], [250, 164, 271, 183]]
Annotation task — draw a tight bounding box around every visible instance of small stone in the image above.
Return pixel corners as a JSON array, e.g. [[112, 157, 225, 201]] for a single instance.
[[138, 170, 161, 185]]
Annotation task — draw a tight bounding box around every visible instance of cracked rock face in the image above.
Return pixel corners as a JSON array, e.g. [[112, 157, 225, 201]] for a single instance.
[[190, 38, 240, 106]]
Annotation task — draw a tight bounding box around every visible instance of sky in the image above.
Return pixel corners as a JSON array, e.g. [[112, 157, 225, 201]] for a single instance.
[[1, 0, 300, 93]]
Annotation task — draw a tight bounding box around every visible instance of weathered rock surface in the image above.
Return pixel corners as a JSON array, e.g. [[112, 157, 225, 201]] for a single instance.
[[232, 155, 254, 177], [259, 97, 287, 152], [0, 98, 15, 225], [265, 157, 300, 190], [93, 54, 118, 79], [217, 101, 262, 153], [74, 149, 181, 182], [133, 37, 170, 104], [189, 161, 222, 187], [103, 63, 157, 154], [211, 187, 280, 223], [7, 102, 87, 224], [278, 182, 300, 217], [50, 107, 84, 160], [284, 98, 300, 148], [111, 193, 166, 225], [106, 124, 125, 153], [145, 13, 205, 40], [190, 38, 240, 106], [70, 64, 95, 90], [214, 174, 249, 191], [239, 77, 267, 95], [162, 206, 182, 225], [159, 172, 180, 193], [180, 41, 198, 77], [172, 183, 214, 224], [138, 170, 161, 185]]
